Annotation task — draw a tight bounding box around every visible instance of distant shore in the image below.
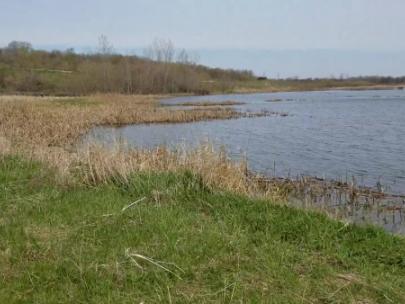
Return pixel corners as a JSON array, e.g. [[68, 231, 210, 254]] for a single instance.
[[231, 82, 405, 95]]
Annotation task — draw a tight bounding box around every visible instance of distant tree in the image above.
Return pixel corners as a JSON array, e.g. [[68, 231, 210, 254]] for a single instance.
[[143, 39, 178, 92], [65, 48, 75, 54], [98, 35, 114, 92], [6, 41, 33, 54], [98, 35, 113, 56], [144, 38, 174, 63], [176, 49, 189, 64], [123, 56, 133, 94], [176, 49, 199, 65]]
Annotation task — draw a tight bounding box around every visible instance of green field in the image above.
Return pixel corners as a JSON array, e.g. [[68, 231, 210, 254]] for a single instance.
[[1, 156, 405, 303]]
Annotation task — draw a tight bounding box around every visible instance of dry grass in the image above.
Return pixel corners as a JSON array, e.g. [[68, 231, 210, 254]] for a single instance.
[[11, 141, 266, 197], [0, 94, 271, 196], [77, 143, 262, 192], [0, 94, 261, 147], [0, 136, 11, 154]]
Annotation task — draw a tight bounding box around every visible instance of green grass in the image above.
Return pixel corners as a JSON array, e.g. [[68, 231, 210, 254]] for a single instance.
[[1, 156, 405, 303]]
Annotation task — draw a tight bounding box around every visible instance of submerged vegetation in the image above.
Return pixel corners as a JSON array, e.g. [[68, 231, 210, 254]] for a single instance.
[[256, 175, 405, 235]]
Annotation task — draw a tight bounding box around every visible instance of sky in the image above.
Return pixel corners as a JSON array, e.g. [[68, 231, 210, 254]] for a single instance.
[[1, 0, 405, 77]]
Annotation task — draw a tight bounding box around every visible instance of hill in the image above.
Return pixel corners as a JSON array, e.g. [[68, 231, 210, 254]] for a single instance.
[[1, 41, 405, 96]]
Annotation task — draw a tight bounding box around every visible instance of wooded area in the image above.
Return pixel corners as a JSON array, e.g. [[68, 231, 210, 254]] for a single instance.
[[0, 38, 253, 95]]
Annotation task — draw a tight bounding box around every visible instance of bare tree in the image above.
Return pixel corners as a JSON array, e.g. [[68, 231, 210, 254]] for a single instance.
[[176, 49, 199, 65], [176, 49, 189, 64], [124, 56, 133, 94], [98, 35, 114, 92], [144, 38, 174, 63], [98, 35, 113, 56], [144, 38, 178, 92]]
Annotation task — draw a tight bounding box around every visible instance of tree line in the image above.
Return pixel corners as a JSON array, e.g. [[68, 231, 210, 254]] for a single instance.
[[0, 37, 254, 95], [1, 38, 404, 96]]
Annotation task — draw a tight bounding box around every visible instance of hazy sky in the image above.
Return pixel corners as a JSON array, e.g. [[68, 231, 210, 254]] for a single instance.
[[1, 0, 404, 76]]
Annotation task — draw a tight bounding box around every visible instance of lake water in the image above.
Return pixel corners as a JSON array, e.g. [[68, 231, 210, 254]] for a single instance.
[[88, 89, 405, 195]]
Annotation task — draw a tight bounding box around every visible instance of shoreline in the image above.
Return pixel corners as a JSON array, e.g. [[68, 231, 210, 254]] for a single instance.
[[228, 83, 405, 95], [2, 83, 404, 99], [2, 93, 405, 234]]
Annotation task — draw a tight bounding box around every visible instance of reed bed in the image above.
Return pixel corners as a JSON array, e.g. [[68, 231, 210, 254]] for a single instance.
[[0, 94, 268, 147], [0, 94, 270, 197]]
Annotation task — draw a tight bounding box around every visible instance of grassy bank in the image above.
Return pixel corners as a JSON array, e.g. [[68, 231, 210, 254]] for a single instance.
[[1, 156, 405, 303]]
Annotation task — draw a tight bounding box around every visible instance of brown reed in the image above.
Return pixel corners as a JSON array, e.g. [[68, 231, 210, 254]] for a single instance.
[[0, 94, 271, 197]]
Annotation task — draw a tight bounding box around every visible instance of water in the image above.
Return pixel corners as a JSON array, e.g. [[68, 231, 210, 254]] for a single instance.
[[88, 89, 405, 195]]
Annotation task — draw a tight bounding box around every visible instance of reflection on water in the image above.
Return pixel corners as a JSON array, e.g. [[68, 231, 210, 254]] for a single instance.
[[85, 89, 405, 234]]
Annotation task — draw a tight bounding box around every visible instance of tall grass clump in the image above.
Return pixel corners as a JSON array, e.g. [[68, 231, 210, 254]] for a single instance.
[[77, 143, 255, 193]]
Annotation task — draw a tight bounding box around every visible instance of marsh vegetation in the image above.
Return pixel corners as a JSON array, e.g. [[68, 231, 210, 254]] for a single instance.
[[0, 94, 268, 192], [2, 93, 405, 302]]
